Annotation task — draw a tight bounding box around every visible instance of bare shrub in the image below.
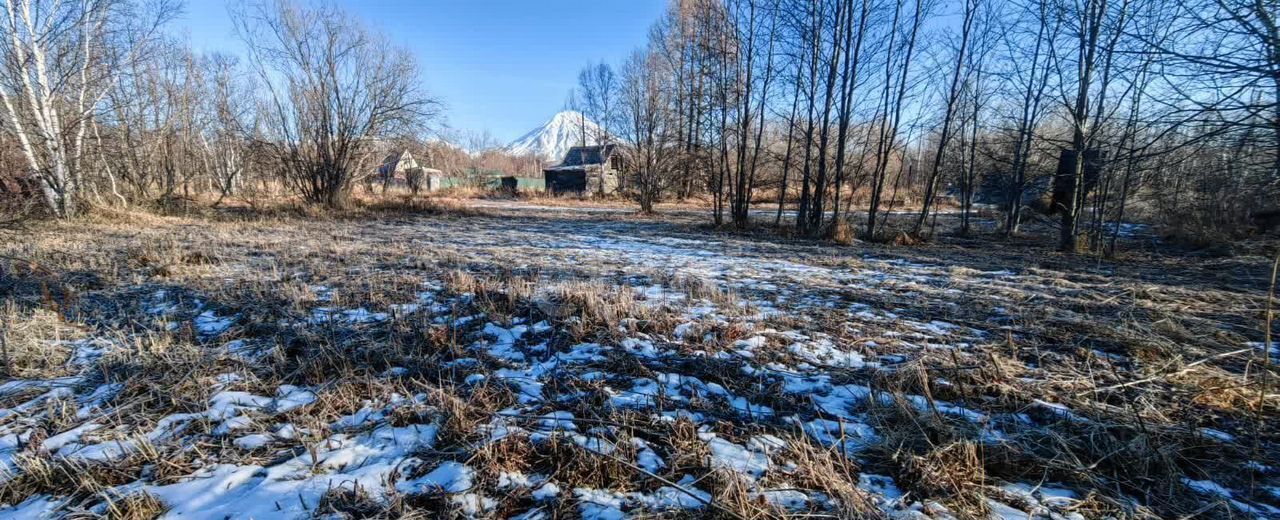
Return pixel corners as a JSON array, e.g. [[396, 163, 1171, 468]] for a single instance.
[[232, 0, 440, 208]]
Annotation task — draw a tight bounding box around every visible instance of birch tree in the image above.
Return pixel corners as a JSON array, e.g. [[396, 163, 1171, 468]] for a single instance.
[[0, 0, 173, 217]]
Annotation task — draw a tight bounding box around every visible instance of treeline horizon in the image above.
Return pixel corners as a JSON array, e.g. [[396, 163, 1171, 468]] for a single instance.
[[0, 0, 548, 217], [568, 0, 1277, 253], [0, 0, 1276, 255]]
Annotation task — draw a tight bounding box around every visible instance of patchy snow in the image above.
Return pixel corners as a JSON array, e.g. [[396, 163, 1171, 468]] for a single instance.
[[140, 423, 439, 519], [532, 482, 561, 501], [400, 461, 475, 494], [194, 310, 235, 336], [50, 385, 317, 464], [1251, 341, 1280, 360], [1198, 427, 1236, 442], [631, 475, 711, 511], [631, 437, 665, 474], [479, 322, 530, 361], [757, 489, 813, 511], [575, 487, 628, 520], [609, 373, 774, 418], [1182, 478, 1233, 498], [702, 434, 772, 478], [3, 203, 1267, 519], [538, 411, 577, 431], [232, 433, 272, 450], [0, 495, 65, 517], [310, 307, 389, 324], [788, 335, 866, 368]]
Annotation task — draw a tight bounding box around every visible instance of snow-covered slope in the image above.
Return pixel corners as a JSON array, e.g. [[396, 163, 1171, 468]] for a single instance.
[[506, 111, 602, 162]]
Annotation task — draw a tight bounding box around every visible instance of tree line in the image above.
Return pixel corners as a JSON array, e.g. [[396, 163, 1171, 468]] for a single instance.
[[0, 0, 1275, 254], [0, 0, 448, 218], [569, 0, 1278, 252]]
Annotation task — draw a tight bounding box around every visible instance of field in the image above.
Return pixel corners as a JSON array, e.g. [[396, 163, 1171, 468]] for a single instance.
[[0, 200, 1277, 519]]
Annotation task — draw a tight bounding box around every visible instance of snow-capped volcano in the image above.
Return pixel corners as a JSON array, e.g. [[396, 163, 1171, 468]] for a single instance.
[[506, 111, 602, 162]]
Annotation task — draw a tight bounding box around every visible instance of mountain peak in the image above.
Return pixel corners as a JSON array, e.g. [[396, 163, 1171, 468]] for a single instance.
[[506, 111, 603, 162]]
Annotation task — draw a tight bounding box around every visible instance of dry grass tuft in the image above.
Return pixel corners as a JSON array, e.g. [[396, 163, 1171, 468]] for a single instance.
[[0, 451, 167, 507], [829, 217, 859, 245], [357, 196, 493, 218], [316, 485, 395, 519], [898, 441, 988, 517], [426, 383, 514, 448], [892, 231, 922, 246], [783, 437, 883, 518], [0, 304, 84, 378], [105, 492, 169, 520]]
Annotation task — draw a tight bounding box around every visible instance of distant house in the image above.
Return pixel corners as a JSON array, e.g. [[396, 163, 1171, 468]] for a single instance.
[[378, 150, 448, 193], [379, 149, 545, 193], [378, 150, 420, 182], [543, 144, 624, 195]]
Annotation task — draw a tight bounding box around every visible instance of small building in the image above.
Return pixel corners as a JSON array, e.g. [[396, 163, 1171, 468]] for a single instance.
[[377, 150, 436, 193], [423, 169, 543, 193], [543, 144, 624, 195], [422, 168, 447, 191], [379, 150, 546, 193], [379, 151, 457, 193], [378, 150, 420, 182]]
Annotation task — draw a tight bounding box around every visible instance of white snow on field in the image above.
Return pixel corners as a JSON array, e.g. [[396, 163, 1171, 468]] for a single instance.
[[702, 434, 772, 478], [607, 372, 775, 418], [147, 423, 442, 519], [194, 310, 235, 336], [0, 209, 1268, 519], [48, 385, 315, 464], [310, 306, 389, 324], [401, 461, 475, 494]]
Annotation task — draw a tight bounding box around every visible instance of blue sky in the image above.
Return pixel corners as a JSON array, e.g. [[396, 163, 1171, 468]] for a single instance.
[[176, 0, 666, 143]]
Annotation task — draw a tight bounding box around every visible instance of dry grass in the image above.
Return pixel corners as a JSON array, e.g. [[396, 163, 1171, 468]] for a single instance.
[[105, 493, 168, 520], [0, 199, 1275, 518], [0, 304, 84, 378]]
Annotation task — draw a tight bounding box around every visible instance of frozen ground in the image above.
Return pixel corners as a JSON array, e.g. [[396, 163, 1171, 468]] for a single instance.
[[0, 201, 1275, 519]]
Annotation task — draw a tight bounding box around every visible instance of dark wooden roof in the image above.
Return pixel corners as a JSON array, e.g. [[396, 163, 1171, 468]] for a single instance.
[[381, 151, 409, 165], [555, 144, 620, 167]]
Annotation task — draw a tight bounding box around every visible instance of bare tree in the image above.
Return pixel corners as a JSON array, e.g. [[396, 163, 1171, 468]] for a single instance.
[[797, 0, 847, 234], [827, 0, 872, 230], [1000, 0, 1059, 235], [1051, 0, 1131, 251], [913, 0, 980, 234], [618, 50, 676, 213], [553, 0, 1273, 248], [0, 0, 175, 217], [729, 0, 781, 227], [233, 0, 438, 208], [794, 0, 826, 232], [576, 62, 618, 145], [865, 0, 931, 239], [202, 53, 255, 206], [1154, 0, 1279, 212]]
